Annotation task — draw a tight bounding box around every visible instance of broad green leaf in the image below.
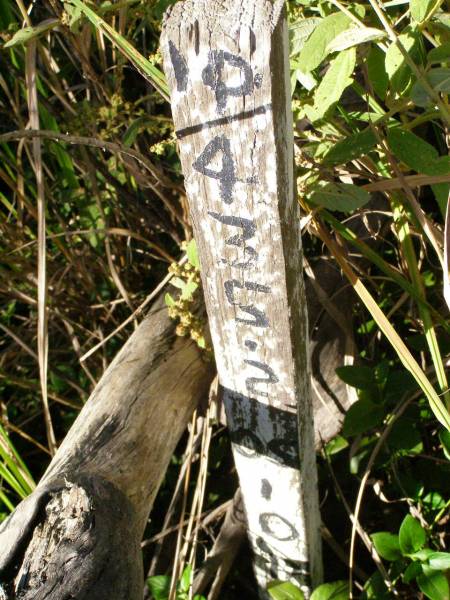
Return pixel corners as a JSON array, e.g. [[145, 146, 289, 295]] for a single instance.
[[335, 365, 376, 389], [403, 561, 423, 583], [342, 399, 385, 437], [186, 239, 199, 269], [326, 26, 386, 53], [385, 32, 418, 94], [439, 429, 450, 459], [411, 67, 450, 106], [267, 580, 305, 600], [367, 45, 389, 100], [417, 566, 450, 600], [3, 18, 58, 48], [323, 129, 377, 166], [306, 48, 356, 121], [399, 515, 426, 555], [308, 182, 370, 212], [427, 42, 450, 64], [297, 12, 351, 72], [410, 0, 443, 24], [146, 575, 170, 600], [387, 420, 422, 454], [371, 532, 402, 561], [427, 552, 450, 570], [290, 17, 321, 56], [387, 128, 438, 171], [310, 580, 348, 600]]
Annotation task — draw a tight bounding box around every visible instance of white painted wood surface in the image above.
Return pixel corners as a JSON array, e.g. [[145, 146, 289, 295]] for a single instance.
[[161, 1, 322, 595]]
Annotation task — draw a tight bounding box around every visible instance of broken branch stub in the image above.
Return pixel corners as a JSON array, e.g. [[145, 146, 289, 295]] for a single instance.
[[161, 0, 323, 595]]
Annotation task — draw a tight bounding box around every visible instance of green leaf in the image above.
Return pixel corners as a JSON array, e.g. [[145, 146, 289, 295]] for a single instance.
[[306, 48, 356, 121], [387, 420, 422, 454], [186, 239, 199, 269], [367, 45, 389, 100], [385, 32, 418, 94], [427, 42, 450, 64], [324, 435, 349, 456], [308, 182, 370, 212], [403, 561, 423, 583], [146, 575, 170, 600], [267, 580, 305, 600], [123, 116, 153, 147], [427, 552, 450, 570], [410, 0, 443, 24], [179, 565, 192, 594], [165, 293, 176, 307], [371, 532, 402, 561], [387, 128, 438, 171], [411, 68, 450, 106], [297, 12, 351, 72], [417, 566, 450, 600], [290, 17, 321, 56], [323, 129, 377, 166], [362, 571, 390, 599], [439, 429, 450, 459], [326, 27, 386, 53], [310, 580, 349, 600], [180, 280, 198, 300], [3, 18, 58, 48], [399, 515, 427, 555], [342, 399, 385, 437], [335, 365, 376, 389]]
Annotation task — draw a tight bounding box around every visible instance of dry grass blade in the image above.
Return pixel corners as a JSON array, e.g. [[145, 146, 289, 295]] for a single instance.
[[25, 41, 57, 456]]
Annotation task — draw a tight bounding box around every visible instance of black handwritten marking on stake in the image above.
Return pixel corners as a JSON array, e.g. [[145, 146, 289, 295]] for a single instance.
[[259, 513, 298, 541], [255, 537, 311, 585], [208, 212, 257, 268], [168, 41, 189, 91], [202, 50, 258, 113], [245, 339, 258, 351], [224, 279, 270, 327], [244, 360, 279, 397], [175, 104, 272, 139], [192, 135, 236, 204], [261, 479, 272, 500]]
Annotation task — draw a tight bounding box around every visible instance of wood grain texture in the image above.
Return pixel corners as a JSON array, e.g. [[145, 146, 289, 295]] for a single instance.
[[0, 299, 214, 599], [161, 1, 322, 595]]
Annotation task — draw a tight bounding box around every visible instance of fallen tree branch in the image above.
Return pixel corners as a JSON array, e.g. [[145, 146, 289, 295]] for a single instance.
[[0, 298, 214, 600]]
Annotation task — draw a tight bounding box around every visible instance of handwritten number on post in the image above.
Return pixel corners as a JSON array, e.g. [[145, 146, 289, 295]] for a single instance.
[[192, 135, 237, 204]]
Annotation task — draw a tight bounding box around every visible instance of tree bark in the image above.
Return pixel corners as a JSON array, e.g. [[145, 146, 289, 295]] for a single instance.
[[0, 299, 214, 600]]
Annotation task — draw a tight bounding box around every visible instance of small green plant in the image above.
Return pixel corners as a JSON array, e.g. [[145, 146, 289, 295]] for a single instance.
[[371, 514, 450, 599], [267, 579, 348, 600], [147, 565, 205, 600]]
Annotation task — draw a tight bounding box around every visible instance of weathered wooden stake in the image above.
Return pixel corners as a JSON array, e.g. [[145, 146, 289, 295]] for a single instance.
[[161, 1, 323, 595]]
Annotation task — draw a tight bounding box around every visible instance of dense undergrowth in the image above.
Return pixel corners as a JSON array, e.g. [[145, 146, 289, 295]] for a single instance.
[[1, 0, 450, 598]]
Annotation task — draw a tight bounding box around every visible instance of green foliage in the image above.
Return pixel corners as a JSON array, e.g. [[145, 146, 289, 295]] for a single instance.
[[370, 514, 450, 599], [147, 566, 206, 600], [267, 580, 305, 600]]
